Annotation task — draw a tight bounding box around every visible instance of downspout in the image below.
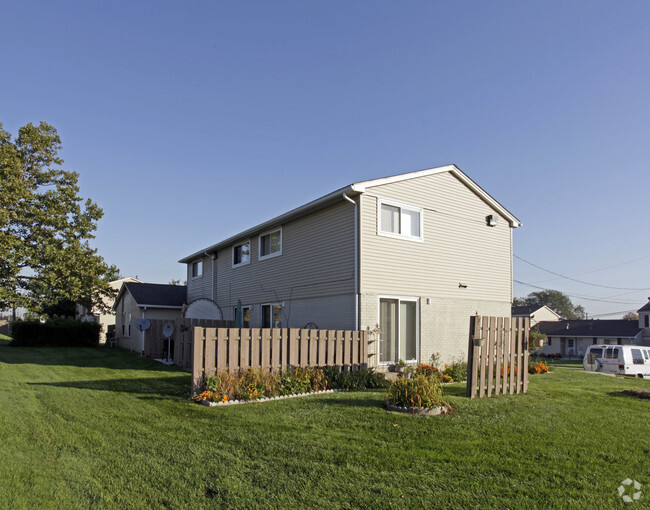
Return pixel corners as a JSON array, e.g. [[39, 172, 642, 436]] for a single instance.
[[141, 307, 146, 355], [204, 251, 216, 301], [342, 192, 359, 330]]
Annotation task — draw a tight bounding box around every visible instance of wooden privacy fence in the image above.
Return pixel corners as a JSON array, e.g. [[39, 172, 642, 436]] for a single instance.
[[466, 315, 530, 399], [144, 319, 235, 368], [192, 328, 368, 395]]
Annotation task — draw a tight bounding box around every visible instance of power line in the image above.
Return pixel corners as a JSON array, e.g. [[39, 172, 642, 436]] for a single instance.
[[589, 309, 637, 318], [513, 279, 641, 305], [514, 255, 650, 291]]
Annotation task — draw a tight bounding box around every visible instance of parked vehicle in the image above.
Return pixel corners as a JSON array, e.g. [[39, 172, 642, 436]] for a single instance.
[[583, 345, 650, 378]]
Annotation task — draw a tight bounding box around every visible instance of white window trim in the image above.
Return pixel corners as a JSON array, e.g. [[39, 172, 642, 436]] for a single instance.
[[258, 227, 283, 261], [190, 260, 203, 280], [377, 295, 420, 365], [232, 240, 251, 268], [261, 302, 283, 329], [377, 198, 424, 242]]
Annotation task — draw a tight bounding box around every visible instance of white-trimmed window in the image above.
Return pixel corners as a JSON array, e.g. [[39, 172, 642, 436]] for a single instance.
[[262, 303, 282, 329], [259, 228, 282, 260], [191, 260, 203, 278], [378, 199, 423, 241], [232, 241, 251, 267]]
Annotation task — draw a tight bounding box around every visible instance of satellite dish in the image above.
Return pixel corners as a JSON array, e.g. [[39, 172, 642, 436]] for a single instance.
[[162, 322, 175, 338], [184, 298, 223, 320], [135, 318, 151, 331]]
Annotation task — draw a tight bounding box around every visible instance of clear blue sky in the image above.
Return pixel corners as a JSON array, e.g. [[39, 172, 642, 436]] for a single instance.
[[2, 1, 649, 318]]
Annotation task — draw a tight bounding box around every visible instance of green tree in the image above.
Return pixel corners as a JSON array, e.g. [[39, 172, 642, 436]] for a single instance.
[[622, 312, 638, 321], [0, 121, 118, 314], [514, 290, 586, 320]]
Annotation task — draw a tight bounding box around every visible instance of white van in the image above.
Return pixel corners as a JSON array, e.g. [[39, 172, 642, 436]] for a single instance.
[[583, 345, 650, 378]]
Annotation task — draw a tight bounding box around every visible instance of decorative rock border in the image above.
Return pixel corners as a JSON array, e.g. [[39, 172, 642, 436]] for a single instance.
[[198, 388, 345, 407], [385, 401, 451, 416]]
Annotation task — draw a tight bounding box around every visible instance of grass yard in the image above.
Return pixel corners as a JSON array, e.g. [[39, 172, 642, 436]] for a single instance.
[[1, 344, 649, 509]]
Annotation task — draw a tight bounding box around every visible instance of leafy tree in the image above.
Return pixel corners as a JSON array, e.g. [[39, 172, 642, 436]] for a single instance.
[[622, 312, 639, 321], [514, 290, 586, 320], [0, 121, 118, 314]]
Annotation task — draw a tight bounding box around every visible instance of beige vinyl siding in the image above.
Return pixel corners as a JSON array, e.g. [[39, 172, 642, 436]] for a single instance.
[[187, 255, 214, 302], [360, 171, 513, 302], [231, 295, 355, 330], [215, 201, 355, 321]]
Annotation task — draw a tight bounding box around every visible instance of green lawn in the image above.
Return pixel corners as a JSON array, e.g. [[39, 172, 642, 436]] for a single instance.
[[1, 345, 648, 509]]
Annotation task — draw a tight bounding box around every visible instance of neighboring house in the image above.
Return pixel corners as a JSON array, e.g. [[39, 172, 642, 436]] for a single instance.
[[535, 320, 645, 358], [179, 164, 521, 368], [638, 298, 650, 344], [112, 282, 187, 353], [512, 305, 562, 327], [76, 277, 142, 342]]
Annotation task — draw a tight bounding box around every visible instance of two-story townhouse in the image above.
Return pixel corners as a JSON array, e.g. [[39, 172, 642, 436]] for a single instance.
[[179, 164, 521, 367]]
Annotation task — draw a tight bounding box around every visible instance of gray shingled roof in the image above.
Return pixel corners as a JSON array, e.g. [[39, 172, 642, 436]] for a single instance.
[[536, 320, 643, 339], [512, 305, 545, 316], [124, 283, 187, 308], [637, 299, 650, 313]]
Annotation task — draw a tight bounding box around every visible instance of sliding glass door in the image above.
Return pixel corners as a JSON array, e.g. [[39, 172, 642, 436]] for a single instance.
[[379, 298, 418, 363]]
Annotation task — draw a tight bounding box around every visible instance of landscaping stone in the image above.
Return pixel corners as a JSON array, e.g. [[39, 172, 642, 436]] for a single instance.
[[385, 401, 451, 416], [198, 389, 342, 407]]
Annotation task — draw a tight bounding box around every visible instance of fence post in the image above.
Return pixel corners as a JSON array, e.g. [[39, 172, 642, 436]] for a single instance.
[[523, 317, 530, 393], [467, 314, 479, 398], [191, 327, 205, 396]]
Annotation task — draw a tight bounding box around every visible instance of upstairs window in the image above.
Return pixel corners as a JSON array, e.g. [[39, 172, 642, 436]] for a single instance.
[[191, 260, 203, 278], [233, 241, 250, 267], [259, 228, 282, 260], [378, 200, 422, 241]]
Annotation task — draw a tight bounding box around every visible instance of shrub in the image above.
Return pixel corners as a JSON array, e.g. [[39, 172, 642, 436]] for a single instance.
[[387, 374, 448, 409], [323, 367, 386, 390], [443, 360, 467, 383], [11, 317, 101, 347]]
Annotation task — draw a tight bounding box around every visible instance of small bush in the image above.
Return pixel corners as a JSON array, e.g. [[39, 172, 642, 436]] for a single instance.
[[11, 317, 101, 347], [443, 360, 468, 383], [323, 367, 387, 390], [387, 374, 448, 409], [529, 362, 550, 374]]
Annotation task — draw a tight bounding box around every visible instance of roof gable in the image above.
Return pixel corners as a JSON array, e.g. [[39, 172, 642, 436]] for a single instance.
[[637, 299, 650, 313], [180, 164, 521, 263], [114, 283, 187, 310]]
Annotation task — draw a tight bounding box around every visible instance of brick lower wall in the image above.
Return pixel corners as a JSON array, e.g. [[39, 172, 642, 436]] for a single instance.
[[360, 292, 510, 369]]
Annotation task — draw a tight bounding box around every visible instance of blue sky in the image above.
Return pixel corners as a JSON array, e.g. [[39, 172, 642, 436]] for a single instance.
[[2, 1, 649, 318]]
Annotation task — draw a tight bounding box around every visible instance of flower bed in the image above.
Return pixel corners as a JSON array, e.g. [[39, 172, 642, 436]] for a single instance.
[[386, 373, 452, 415], [193, 367, 386, 405]]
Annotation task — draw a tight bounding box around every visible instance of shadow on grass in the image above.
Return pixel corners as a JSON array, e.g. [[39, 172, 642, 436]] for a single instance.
[[441, 384, 469, 398], [608, 389, 650, 400], [0, 345, 185, 372], [28, 375, 191, 399]]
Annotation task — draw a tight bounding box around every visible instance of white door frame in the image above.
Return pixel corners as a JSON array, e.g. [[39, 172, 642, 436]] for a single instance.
[[377, 295, 420, 365]]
